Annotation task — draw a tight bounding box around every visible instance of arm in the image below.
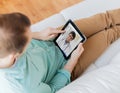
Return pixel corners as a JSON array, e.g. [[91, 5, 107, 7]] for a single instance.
[[49, 43, 84, 93], [32, 27, 65, 40], [36, 43, 84, 93], [34, 69, 70, 93], [64, 43, 84, 73], [36, 69, 70, 93]]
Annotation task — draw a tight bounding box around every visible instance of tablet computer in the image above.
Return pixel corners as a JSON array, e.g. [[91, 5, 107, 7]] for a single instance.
[[54, 19, 86, 59]]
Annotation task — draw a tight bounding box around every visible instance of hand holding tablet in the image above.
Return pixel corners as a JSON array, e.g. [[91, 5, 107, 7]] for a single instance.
[[54, 19, 86, 59]]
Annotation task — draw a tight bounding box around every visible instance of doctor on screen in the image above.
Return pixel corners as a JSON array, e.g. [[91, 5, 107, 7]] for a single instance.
[[57, 31, 76, 56]]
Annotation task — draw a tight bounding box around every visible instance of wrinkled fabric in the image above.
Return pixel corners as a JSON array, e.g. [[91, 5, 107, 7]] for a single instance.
[[0, 39, 71, 93]]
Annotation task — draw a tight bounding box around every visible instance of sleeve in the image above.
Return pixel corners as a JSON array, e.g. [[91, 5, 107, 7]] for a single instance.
[[0, 75, 26, 93], [0, 77, 15, 93], [31, 69, 71, 93], [48, 69, 71, 93]]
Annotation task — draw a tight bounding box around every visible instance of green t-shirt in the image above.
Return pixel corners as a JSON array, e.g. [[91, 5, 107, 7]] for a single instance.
[[0, 39, 71, 93]]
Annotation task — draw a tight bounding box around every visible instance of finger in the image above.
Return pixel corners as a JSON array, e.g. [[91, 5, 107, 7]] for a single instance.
[[53, 34, 59, 37], [77, 43, 84, 51], [51, 29, 65, 34], [77, 43, 83, 49], [49, 34, 57, 39], [48, 27, 65, 34]]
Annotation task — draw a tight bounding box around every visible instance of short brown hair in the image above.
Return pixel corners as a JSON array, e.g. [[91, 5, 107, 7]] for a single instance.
[[0, 13, 31, 55]]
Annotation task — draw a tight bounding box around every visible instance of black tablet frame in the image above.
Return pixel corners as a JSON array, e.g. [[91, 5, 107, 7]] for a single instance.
[[54, 19, 86, 59]]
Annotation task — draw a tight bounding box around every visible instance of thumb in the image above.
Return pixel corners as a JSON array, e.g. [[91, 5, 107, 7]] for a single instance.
[[49, 34, 57, 38]]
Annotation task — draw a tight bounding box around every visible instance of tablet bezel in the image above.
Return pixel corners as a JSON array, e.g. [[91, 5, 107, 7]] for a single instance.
[[54, 19, 86, 59]]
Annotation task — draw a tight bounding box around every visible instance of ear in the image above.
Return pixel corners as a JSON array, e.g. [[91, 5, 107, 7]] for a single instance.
[[7, 53, 20, 66], [12, 53, 20, 60]]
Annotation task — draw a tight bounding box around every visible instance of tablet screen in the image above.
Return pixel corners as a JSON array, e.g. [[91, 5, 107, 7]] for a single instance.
[[54, 20, 86, 59]]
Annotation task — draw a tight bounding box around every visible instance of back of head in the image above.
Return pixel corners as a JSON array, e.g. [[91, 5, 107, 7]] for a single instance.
[[0, 13, 31, 57]]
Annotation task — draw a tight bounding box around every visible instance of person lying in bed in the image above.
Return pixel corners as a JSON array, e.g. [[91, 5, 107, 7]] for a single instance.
[[0, 8, 120, 93]]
